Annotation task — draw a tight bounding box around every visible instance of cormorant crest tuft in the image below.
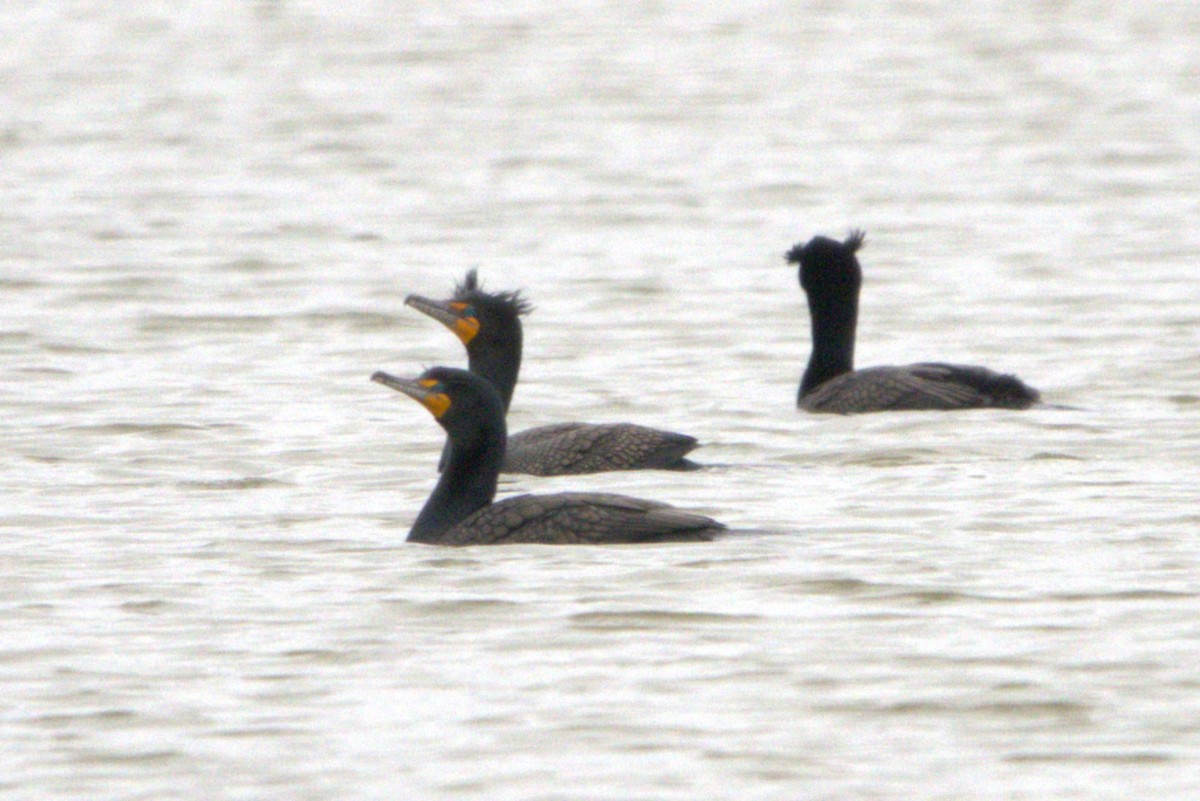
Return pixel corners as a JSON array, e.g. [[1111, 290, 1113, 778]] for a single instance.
[[453, 269, 533, 316], [846, 229, 866, 253]]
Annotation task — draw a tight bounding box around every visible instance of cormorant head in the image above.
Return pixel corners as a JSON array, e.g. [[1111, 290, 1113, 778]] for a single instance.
[[371, 366, 507, 442], [405, 269, 531, 355], [786, 230, 865, 296]]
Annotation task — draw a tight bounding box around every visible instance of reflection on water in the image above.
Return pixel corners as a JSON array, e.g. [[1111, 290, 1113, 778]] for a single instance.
[[3, 2, 1199, 799]]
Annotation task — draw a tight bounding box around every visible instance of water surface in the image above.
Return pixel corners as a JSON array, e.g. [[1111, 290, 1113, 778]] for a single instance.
[[3, 2, 1199, 799]]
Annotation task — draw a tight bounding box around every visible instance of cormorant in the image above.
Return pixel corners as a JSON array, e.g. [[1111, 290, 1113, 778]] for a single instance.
[[404, 270, 701, 475], [371, 367, 724, 545], [787, 230, 1040, 413]]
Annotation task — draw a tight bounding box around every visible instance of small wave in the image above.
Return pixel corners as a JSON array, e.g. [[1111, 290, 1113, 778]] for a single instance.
[[837, 448, 941, 467], [830, 698, 1090, 721], [401, 598, 523, 615], [1049, 588, 1196, 602], [1006, 751, 1173, 765], [119, 600, 173, 614], [0, 278, 42, 290], [217, 256, 294, 273], [64, 422, 207, 437], [29, 708, 137, 724], [212, 725, 308, 739], [176, 477, 289, 491], [279, 648, 345, 663], [70, 748, 183, 766], [292, 309, 413, 331], [1028, 450, 1087, 461], [10, 365, 75, 375], [138, 313, 278, 333], [569, 609, 761, 630]]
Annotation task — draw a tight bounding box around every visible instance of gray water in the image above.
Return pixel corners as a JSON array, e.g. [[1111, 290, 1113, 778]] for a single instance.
[[3, 2, 1199, 799]]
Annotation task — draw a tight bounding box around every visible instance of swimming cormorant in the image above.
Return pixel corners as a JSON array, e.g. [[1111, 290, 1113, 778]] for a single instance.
[[787, 230, 1040, 413], [405, 270, 701, 475], [371, 367, 724, 545]]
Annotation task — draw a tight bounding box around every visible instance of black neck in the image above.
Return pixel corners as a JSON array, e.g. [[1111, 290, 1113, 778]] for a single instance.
[[800, 287, 858, 399], [409, 414, 507, 543], [467, 334, 522, 412]]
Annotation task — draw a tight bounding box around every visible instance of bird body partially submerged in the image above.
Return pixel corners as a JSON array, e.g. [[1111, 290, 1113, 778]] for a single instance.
[[787, 231, 1040, 414], [799, 363, 1039, 413], [504, 422, 698, 476], [406, 270, 700, 473], [371, 367, 722, 546], [417, 491, 720, 546]]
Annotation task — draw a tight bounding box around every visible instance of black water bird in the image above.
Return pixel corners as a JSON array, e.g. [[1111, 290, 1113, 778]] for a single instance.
[[787, 230, 1040, 413], [404, 270, 701, 475], [371, 367, 724, 545]]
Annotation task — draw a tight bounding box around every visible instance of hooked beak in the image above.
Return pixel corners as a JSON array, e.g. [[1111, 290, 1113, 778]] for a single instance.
[[371, 371, 451, 418], [405, 294, 480, 344]]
